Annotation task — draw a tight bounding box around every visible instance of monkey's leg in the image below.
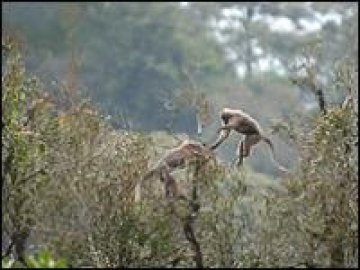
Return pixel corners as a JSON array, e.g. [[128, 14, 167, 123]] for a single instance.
[[161, 170, 187, 202], [243, 134, 261, 158], [233, 138, 246, 167], [236, 141, 244, 166]]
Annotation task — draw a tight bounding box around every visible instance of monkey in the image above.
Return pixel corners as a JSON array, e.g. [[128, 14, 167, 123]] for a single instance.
[[210, 107, 288, 173], [140, 139, 215, 201]]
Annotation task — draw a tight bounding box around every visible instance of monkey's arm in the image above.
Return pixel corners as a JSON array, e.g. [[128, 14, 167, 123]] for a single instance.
[[210, 129, 230, 150], [210, 116, 241, 150]]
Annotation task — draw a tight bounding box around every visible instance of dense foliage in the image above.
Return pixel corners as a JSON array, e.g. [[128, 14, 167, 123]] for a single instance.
[[3, 2, 229, 133], [2, 2, 358, 268]]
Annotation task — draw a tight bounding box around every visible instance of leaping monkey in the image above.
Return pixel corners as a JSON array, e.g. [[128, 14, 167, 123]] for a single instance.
[[210, 107, 288, 173]]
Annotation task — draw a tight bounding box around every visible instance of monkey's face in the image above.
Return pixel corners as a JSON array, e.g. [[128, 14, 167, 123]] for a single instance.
[[221, 112, 232, 124]]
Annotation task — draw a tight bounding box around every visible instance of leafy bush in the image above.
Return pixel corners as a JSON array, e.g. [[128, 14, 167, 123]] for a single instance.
[[2, 249, 67, 268]]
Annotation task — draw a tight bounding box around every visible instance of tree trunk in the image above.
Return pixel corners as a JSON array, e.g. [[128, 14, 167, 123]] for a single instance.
[[315, 87, 327, 115], [244, 6, 254, 79]]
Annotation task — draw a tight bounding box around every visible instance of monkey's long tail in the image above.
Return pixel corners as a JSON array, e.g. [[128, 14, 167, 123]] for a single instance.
[[261, 136, 289, 173]]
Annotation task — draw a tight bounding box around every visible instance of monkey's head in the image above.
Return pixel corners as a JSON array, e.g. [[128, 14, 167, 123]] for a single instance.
[[221, 107, 243, 124], [221, 111, 232, 124]]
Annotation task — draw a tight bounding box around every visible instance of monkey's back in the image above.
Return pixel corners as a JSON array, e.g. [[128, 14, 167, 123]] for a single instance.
[[235, 116, 261, 135], [163, 149, 186, 170], [223, 108, 262, 135]]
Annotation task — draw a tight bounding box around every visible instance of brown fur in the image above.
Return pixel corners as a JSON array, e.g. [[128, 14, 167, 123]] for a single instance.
[[140, 140, 214, 201]]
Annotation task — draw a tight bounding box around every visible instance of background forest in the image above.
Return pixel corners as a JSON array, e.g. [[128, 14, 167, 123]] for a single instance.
[[2, 2, 358, 268]]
